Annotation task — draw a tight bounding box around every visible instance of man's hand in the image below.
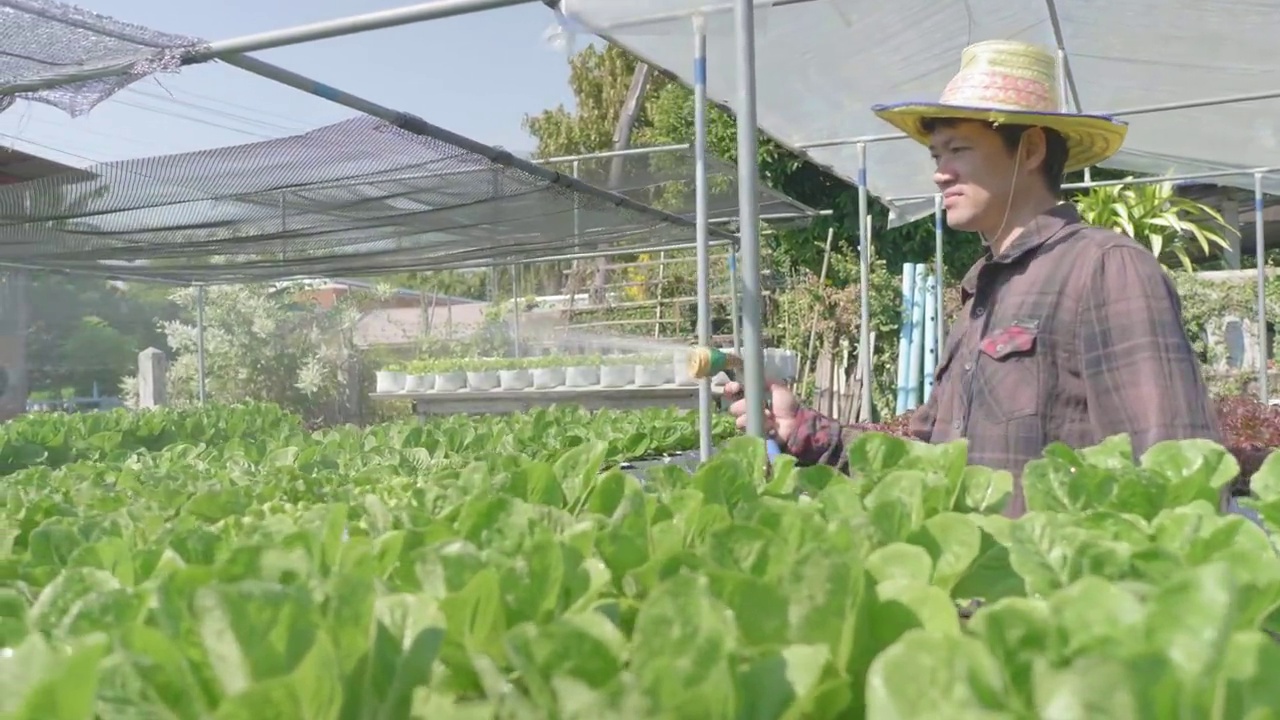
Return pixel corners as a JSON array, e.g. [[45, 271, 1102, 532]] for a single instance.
[[724, 380, 801, 444]]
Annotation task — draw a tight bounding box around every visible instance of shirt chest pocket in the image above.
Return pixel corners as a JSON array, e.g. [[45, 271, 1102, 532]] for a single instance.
[[972, 323, 1043, 423]]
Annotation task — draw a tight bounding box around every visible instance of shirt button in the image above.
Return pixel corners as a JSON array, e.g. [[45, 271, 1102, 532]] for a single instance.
[[974, 307, 986, 317], [952, 420, 961, 430], [964, 362, 972, 372], [996, 344, 1006, 353]]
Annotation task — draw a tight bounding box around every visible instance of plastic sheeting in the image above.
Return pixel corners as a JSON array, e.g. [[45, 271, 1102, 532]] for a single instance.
[[0, 0, 205, 117], [556, 0, 1280, 225]]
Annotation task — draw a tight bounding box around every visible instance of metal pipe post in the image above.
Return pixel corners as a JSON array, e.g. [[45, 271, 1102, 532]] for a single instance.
[[1256, 172, 1270, 402], [934, 193, 944, 351], [692, 16, 714, 461], [857, 142, 872, 420], [511, 264, 522, 358], [733, 0, 768, 439], [195, 285, 207, 404], [729, 248, 742, 354]]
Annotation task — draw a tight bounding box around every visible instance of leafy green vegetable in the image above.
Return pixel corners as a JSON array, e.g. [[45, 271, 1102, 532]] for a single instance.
[[3, 405, 1279, 718]]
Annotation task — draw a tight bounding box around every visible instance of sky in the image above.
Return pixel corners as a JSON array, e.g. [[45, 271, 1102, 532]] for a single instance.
[[0, 0, 589, 168]]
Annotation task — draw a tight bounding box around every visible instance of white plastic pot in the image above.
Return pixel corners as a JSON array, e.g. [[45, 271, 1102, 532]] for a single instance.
[[403, 374, 434, 393], [565, 365, 600, 387], [375, 371, 406, 393], [499, 368, 532, 391], [599, 364, 635, 388], [432, 371, 465, 392], [634, 363, 669, 387], [672, 351, 696, 385], [532, 367, 566, 389], [466, 370, 499, 391]]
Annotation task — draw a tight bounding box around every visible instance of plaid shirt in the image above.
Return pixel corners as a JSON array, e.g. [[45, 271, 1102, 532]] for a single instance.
[[787, 204, 1221, 517]]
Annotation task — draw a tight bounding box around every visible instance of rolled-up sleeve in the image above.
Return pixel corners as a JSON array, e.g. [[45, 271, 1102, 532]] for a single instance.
[[1077, 245, 1221, 456]]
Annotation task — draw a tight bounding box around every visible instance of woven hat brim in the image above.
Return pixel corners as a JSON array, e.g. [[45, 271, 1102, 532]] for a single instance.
[[872, 102, 1128, 173]]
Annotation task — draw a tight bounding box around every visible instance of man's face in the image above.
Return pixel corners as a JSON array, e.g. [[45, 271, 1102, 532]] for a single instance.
[[928, 120, 1019, 234]]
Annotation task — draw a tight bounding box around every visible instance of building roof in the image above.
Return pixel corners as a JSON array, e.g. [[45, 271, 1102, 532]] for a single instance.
[[0, 147, 78, 185]]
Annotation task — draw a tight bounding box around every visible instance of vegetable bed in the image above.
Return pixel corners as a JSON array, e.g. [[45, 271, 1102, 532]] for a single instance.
[[4, 404, 1280, 718]]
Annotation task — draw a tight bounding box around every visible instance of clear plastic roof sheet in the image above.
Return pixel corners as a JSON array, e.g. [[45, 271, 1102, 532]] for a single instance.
[[553, 0, 1280, 225]]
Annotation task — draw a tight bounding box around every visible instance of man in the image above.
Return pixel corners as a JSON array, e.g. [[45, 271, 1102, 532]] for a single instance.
[[725, 39, 1221, 517]]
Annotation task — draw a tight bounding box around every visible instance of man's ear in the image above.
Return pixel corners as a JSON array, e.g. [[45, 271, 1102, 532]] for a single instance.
[[1021, 127, 1048, 173]]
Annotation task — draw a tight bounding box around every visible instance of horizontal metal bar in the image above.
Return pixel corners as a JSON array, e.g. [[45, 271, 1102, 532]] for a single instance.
[[425, 238, 735, 270], [539, 144, 692, 164], [1061, 166, 1280, 190], [0, 0, 536, 95], [569, 0, 826, 33], [797, 133, 907, 150], [796, 88, 1280, 151], [883, 165, 1280, 204]]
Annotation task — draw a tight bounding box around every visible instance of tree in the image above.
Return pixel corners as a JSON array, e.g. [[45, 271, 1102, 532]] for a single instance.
[[120, 284, 366, 425], [26, 274, 179, 397]]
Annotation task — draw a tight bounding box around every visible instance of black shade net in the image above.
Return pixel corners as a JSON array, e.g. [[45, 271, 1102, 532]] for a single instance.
[[541, 146, 817, 225], [0, 115, 742, 284]]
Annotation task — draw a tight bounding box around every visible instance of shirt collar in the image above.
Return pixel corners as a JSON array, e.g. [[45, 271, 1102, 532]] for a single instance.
[[960, 203, 1082, 297]]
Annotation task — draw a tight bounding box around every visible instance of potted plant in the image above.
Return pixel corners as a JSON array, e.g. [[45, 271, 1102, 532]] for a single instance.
[[403, 359, 435, 393], [497, 357, 532, 390], [434, 358, 468, 392], [528, 354, 567, 389], [375, 362, 407, 393], [600, 354, 637, 388], [634, 353, 673, 386], [466, 358, 501, 391], [565, 353, 602, 387]]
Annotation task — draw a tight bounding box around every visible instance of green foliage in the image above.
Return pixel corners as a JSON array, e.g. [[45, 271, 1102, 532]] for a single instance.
[[117, 285, 369, 423], [26, 275, 179, 397], [1074, 180, 1236, 271], [4, 405, 1280, 717]]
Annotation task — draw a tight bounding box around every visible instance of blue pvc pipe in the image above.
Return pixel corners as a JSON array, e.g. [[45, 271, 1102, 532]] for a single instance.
[[895, 264, 915, 414], [922, 272, 938, 402], [906, 263, 927, 410]]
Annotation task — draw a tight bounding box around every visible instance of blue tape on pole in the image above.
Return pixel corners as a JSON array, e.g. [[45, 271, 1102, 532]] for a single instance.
[[1258, 194, 1265, 213], [858, 168, 867, 186], [935, 207, 943, 232], [729, 253, 737, 272], [311, 82, 342, 102], [694, 56, 707, 85]]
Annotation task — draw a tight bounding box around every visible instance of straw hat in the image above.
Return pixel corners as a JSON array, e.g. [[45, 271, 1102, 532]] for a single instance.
[[872, 40, 1127, 172]]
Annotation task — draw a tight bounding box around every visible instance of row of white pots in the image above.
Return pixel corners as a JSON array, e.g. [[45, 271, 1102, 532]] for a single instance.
[[376, 354, 697, 393]]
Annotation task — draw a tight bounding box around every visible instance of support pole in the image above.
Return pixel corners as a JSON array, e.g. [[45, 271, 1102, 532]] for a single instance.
[[693, 15, 714, 461], [857, 142, 872, 421], [733, 0, 767, 439], [1256, 172, 1269, 403], [934, 193, 945, 352], [729, 248, 742, 354], [511, 264, 522, 358], [195, 285, 207, 405]]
